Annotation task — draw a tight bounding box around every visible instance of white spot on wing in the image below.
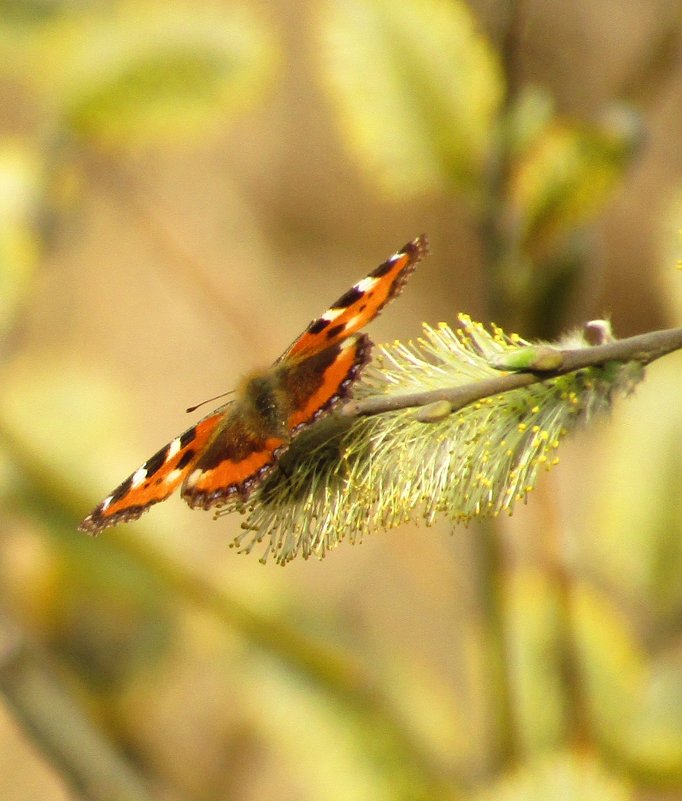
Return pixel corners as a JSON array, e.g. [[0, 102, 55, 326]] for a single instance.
[[186, 468, 205, 488], [320, 307, 344, 322], [355, 275, 379, 293], [167, 437, 181, 459], [101, 496, 112, 511], [343, 314, 362, 331], [164, 468, 182, 484], [131, 466, 147, 488]]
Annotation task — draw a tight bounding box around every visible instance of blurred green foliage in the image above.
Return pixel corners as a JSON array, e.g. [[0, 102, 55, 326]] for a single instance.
[[318, 0, 642, 334], [2, 1, 276, 151], [318, 0, 502, 197], [0, 144, 43, 339], [0, 1, 681, 801]]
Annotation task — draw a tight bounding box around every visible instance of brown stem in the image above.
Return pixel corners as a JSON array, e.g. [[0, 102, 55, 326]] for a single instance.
[[342, 325, 682, 418]]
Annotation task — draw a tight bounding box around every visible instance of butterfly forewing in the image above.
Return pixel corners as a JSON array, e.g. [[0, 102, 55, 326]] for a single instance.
[[79, 413, 224, 534], [281, 235, 428, 360]]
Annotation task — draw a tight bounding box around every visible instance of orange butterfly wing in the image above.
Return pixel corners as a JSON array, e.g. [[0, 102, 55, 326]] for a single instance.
[[79, 413, 223, 534], [282, 235, 428, 360]]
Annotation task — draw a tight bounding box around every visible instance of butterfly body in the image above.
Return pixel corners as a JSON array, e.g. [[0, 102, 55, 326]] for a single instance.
[[79, 236, 428, 534]]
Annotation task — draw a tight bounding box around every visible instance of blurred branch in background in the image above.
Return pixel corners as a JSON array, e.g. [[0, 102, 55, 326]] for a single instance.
[[0, 621, 153, 801]]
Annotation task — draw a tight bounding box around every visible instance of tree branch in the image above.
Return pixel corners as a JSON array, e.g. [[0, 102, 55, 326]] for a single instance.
[[342, 325, 682, 418]]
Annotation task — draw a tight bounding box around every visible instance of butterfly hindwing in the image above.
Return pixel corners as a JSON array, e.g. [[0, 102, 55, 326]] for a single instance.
[[181, 413, 287, 509], [282, 334, 372, 432]]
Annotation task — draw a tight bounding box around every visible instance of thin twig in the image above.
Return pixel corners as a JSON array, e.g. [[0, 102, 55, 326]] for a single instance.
[[343, 325, 682, 418]]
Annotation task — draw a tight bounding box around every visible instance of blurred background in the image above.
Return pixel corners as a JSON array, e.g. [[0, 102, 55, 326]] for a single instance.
[[2, 0, 682, 799]]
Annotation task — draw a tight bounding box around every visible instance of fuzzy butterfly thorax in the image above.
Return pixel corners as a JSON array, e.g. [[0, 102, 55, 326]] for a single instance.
[[79, 235, 429, 534], [239, 370, 293, 441]]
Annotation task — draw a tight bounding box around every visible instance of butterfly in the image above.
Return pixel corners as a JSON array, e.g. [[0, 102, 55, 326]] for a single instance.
[[79, 235, 429, 534]]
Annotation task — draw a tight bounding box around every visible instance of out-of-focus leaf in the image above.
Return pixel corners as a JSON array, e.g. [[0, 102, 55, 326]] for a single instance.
[[318, 0, 502, 198], [508, 105, 643, 259], [506, 565, 682, 776], [585, 361, 682, 618], [504, 85, 555, 159], [0, 353, 134, 484], [245, 658, 447, 801], [576, 582, 682, 778], [622, 650, 682, 779], [0, 528, 172, 691], [577, 359, 682, 778], [506, 570, 567, 751], [28, 2, 277, 150], [573, 582, 646, 742], [0, 142, 43, 338], [472, 751, 632, 801]]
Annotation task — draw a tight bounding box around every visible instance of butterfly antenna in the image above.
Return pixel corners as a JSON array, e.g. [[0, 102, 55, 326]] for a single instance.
[[186, 389, 235, 414]]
